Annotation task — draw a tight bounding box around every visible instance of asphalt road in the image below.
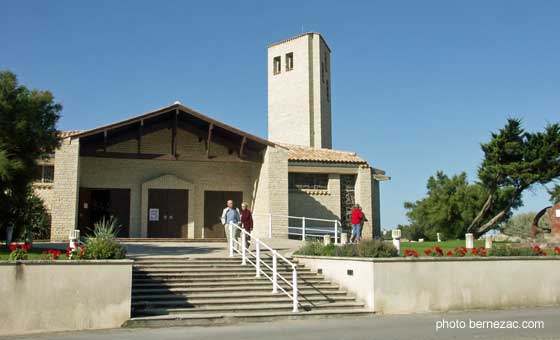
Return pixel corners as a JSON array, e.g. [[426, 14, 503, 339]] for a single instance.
[[6, 307, 560, 340]]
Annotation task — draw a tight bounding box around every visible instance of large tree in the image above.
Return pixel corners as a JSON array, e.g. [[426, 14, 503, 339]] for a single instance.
[[0, 71, 61, 239], [403, 172, 512, 240], [468, 119, 560, 237]]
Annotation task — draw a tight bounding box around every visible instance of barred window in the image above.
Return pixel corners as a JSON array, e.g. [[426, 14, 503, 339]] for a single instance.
[[289, 173, 328, 190], [36, 165, 54, 183]]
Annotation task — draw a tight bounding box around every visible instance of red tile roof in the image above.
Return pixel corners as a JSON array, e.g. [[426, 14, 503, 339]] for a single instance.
[[59, 130, 83, 138], [282, 144, 367, 164]]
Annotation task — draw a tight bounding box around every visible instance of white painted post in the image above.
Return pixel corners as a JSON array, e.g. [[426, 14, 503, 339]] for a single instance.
[[341, 232, 348, 245], [485, 237, 493, 249], [292, 267, 298, 312], [437, 233, 442, 242], [465, 233, 474, 249], [334, 221, 338, 244], [229, 224, 234, 257], [302, 217, 306, 241], [392, 229, 402, 255], [268, 213, 272, 238], [323, 234, 331, 245], [272, 250, 278, 293], [241, 231, 246, 265], [255, 242, 261, 278]]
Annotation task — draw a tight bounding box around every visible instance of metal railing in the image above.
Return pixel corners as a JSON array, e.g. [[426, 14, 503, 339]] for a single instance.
[[255, 213, 342, 244], [227, 223, 299, 312]]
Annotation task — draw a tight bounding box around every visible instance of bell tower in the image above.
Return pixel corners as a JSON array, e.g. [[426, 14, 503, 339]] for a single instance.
[[267, 32, 332, 149]]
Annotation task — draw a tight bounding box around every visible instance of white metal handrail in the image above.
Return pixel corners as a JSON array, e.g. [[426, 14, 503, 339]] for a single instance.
[[254, 213, 342, 244], [227, 223, 298, 312]]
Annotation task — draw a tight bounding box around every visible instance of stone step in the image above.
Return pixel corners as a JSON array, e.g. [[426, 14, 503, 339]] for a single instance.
[[132, 256, 288, 263], [132, 284, 341, 295], [132, 272, 321, 279], [131, 289, 349, 301], [131, 294, 356, 308], [133, 263, 304, 269], [132, 280, 333, 289], [133, 268, 309, 274], [124, 309, 374, 328], [132, 277, 329, 285], [133, 301, 366, 316]]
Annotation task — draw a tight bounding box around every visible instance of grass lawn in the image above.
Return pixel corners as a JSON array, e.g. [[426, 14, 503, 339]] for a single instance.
[[399, 240, 486, 256]]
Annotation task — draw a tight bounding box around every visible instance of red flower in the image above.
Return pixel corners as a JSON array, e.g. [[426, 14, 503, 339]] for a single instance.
[[404, 249, 419, 257], [471, 247, 479, 255], [435, 246, 443, 256], [554, 246, 560, 255], [446, 251, 453, 256], [66, 247, 73, 252], [423, 249, 431, 256], [9, 244, 17, 252], [65, 253, 70, 257]]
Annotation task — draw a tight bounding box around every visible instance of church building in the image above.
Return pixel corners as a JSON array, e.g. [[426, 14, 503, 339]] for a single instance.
[[34, 32, 388, 241]]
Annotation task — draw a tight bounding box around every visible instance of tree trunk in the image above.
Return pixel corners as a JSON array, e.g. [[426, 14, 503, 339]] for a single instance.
[[467, 193, 494, 233], [471, 187, 525, 238]]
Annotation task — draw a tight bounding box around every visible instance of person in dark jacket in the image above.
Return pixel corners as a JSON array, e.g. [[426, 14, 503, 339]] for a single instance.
[[240, 202, 254, 248]]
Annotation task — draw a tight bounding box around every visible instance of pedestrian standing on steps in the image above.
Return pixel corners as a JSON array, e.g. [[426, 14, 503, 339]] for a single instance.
[[240, 202, 253, 248]]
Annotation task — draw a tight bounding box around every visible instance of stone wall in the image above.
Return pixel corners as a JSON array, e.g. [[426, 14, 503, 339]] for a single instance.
[[252, 146, 289, 238], [288, 174, 341, 235], [355, 166, 374, 239], [50, 138, 80, 241], [0, 260, 132, 335], [295, 255, 560, 313]]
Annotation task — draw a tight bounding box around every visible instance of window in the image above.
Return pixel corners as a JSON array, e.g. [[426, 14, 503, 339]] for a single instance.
[[289, 173, 329, 190], [273, 56, 281, 74], [321, 61, 324, 82], [36, 164, 54, 183], [285, 52, 294, 71], [326, 80, 330, 102]]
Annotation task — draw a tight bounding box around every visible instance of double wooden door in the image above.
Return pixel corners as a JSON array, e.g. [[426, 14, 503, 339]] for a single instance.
[[148, 189, 188, 238]]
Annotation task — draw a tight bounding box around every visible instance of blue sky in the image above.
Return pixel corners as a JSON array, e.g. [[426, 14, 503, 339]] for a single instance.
[[1, 0, 559, 229]]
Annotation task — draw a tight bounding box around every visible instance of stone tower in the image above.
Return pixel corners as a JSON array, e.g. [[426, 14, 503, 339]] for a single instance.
[[267, 32, 332, 149]]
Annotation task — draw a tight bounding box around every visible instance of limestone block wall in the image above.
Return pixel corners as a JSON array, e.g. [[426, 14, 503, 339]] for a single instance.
[[252, 146, 289, 238], [50, 138, 80, 241], [355, 166, 374, 239], [32, 184, 54, 212], [288, 174, 341, 221]]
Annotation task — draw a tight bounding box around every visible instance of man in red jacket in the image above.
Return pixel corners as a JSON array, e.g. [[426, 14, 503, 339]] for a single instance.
[[350, 204, 365, 243]]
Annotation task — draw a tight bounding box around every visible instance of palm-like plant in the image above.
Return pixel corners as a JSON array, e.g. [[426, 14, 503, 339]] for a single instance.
[[91, 216, 121, 239]]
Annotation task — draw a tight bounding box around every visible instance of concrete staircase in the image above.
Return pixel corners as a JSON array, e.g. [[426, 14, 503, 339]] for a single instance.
[[125, 256, 372, 327]]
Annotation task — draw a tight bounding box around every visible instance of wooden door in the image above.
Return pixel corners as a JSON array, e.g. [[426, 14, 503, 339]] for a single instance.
[[148, 189, 188, 238], [204, 191, 243, 238], [148, 189, 168, 238], [110, 189, 131, 238], [166, 189, 188, 238]]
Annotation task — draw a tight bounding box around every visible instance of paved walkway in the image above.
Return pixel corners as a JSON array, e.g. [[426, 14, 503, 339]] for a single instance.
[[7, 307, 559, 340], [123, 238, 303, 258]]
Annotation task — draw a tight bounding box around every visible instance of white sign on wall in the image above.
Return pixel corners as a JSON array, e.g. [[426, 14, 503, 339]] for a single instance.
[[149, 208, 159, 222]]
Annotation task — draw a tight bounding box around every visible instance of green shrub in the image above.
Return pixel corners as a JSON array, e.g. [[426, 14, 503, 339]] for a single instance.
[[295, 240, 398, 258], [490, 246, 541, 257], [84, 237, 126, 259]]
